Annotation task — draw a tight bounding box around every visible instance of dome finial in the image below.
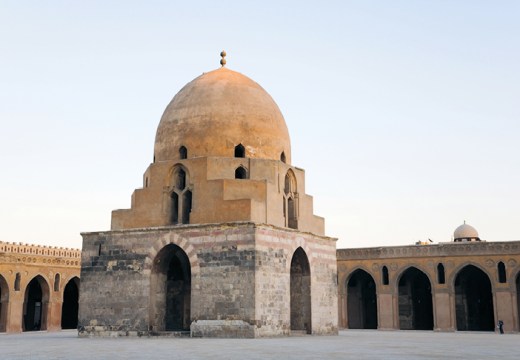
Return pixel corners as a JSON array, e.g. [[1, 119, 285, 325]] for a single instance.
[[220, 50, 227, 67]]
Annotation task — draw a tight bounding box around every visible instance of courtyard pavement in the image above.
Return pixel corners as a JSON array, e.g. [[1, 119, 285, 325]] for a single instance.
[[0, 329, 517, 359]]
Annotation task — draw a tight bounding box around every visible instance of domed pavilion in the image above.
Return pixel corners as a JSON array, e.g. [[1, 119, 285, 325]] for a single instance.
[[78, 53, 338, 338]]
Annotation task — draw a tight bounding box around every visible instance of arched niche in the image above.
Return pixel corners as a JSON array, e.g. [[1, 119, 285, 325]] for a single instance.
[[150, 244, 191, 332], [397, 267, 433, 330], [61, 277, 80, 329], [23, 275, 50, 331], [346, 269, 377, 329], [454, 264, 494, 331], [290, 247, 311, 333], [0, 275, 8, 332]]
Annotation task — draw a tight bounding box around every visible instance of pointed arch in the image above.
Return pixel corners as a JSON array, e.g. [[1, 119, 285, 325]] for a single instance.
[[54, 273, 60, 292], [61, 277, 79, 329], [235, 166, 247, 179], [283, 170, 298, 229], [397, 267, 433, 330], [150, 244, 191, 332], [437, 263, 445, 284], [23, 275, 50, 331], [346, 269, 377, 329], [280, 151, 286, 163], [454, 264, 494, 331], [381, 266, 389, 285], [290, 247, 311, 333], [498, 261, 506, 283], [169, 165, 192, 225], [234, 144, 245, 158], [0, 275, 8, 332], [179, 146, 187, 159]]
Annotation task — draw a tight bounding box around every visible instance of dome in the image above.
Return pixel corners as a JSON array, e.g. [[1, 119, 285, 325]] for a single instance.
[[154, 67, 291, 163], [453, 222, 480, 242]]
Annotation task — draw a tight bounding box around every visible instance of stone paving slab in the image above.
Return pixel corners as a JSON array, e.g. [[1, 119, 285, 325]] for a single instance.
[[0, 330, 518, 360]]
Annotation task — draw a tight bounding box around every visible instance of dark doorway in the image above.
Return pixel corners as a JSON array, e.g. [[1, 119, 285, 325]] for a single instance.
[[61, 277, 79, 329], [347, 269, 377, 329], [398, 267, 433, 330], [151, 244, 191, 332], [23, 276, 49, 331], [0, 275, 8, 332], [455, 265, 494, 331], [290, 247, 311, 333], [234, 144, 245, 158], [516, 273, 520, 331], [235, 166, 247, 179]]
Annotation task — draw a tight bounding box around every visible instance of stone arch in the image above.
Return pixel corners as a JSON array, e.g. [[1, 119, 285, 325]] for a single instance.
[[179, 146, 187, 159], [235, 166, 247, 179], [169, 165, 192, 225], [54, 273, 60, 292], [280, 151, 286, 163], [150, 244, 191, 332], [516, 272, 520, 332], [454, 264, 494, 331], [290, 247, 311, 333], [61, 277, 79, 329], [346, 269, 377, 329], [283, 170, 298, 229], [0, 274, 8, 332], [498, 261, 507, 283], [23, 275, 50, 331], [234, 143, 245, 158], [397, 266, 434, 330], [437, 263, 445, 284]]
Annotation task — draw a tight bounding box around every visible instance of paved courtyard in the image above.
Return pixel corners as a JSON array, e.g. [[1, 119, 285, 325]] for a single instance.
[[0, 330, 517, 359]]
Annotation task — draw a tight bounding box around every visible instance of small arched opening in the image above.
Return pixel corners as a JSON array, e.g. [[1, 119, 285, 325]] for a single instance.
[[498, 262, 506, 283], [398, 267, 433, 330], [283, 170, 298, 229], [15, 272, 21, 291], [280, 151, 286, 163], [150, 244, 191, 332], [179, 146, 187, 159], [61, 277, 79, 329], [54, 274, 60, 292], [437, 263, 445, 284], [290, 247, 311, 333], [234, 144, 245, 158], [455, 265, 494, 331], [346, 269, 377, 329], [23, 275, 50, 331], [182, 190, 192, 225], [235, 166, 247, 179], [381, 266, 389, 285], [0, 275, 9, 332]]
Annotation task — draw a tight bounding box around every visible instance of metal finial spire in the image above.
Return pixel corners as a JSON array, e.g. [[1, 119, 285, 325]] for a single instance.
[[220, 50, 227, 67]]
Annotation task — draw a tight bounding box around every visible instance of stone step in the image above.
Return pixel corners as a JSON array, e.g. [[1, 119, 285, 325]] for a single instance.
[[290, 330, 309, 336], [150, 331, 191, 338]]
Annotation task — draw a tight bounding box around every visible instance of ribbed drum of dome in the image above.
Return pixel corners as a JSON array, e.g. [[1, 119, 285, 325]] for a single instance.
[[154, 52, 291, 163]]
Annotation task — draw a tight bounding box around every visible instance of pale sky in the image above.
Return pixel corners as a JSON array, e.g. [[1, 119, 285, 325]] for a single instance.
[[1, 1, 519, 250]]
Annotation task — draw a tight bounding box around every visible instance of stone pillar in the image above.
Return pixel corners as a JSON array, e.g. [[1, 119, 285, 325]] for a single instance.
[[7, 291, 23, 333], [47, 298, 63, 331], [495, 288, 515, 333], [377, 292, 394, 329], [433, 289, 453, 331]]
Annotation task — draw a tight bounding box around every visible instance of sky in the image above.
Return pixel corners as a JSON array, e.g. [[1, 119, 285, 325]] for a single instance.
[[0, 1, 519, 250]]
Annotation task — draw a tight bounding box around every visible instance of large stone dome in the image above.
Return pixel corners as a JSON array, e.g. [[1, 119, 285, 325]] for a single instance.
[[154, 67, 291, 163]]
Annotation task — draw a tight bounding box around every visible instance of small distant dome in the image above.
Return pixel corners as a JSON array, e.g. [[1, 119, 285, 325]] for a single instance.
[[453, 222, 480, 242]]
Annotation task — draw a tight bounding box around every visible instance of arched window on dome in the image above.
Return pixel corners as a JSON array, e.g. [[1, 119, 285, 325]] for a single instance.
[[170, 165, 191, 225], [280, 151, 286, 163], [234, 144, 245, 158], [283, 170, 298, 229], [498, 261, 507, 283], [437, 263, 445, 284], [179, 146, 187, 160], [235, 166, 247, 179]]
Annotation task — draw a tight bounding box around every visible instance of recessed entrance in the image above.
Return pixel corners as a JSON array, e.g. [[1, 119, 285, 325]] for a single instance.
[[455, 265, 494, 331], [61, 277, 79, 329], [150, 244, 191, 332], [0, 275, 8, 332], [290, 247, 311, 333], [347, 269, 377, 329], [398, 267, 433, 330], [23, 276, 49, 331]]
